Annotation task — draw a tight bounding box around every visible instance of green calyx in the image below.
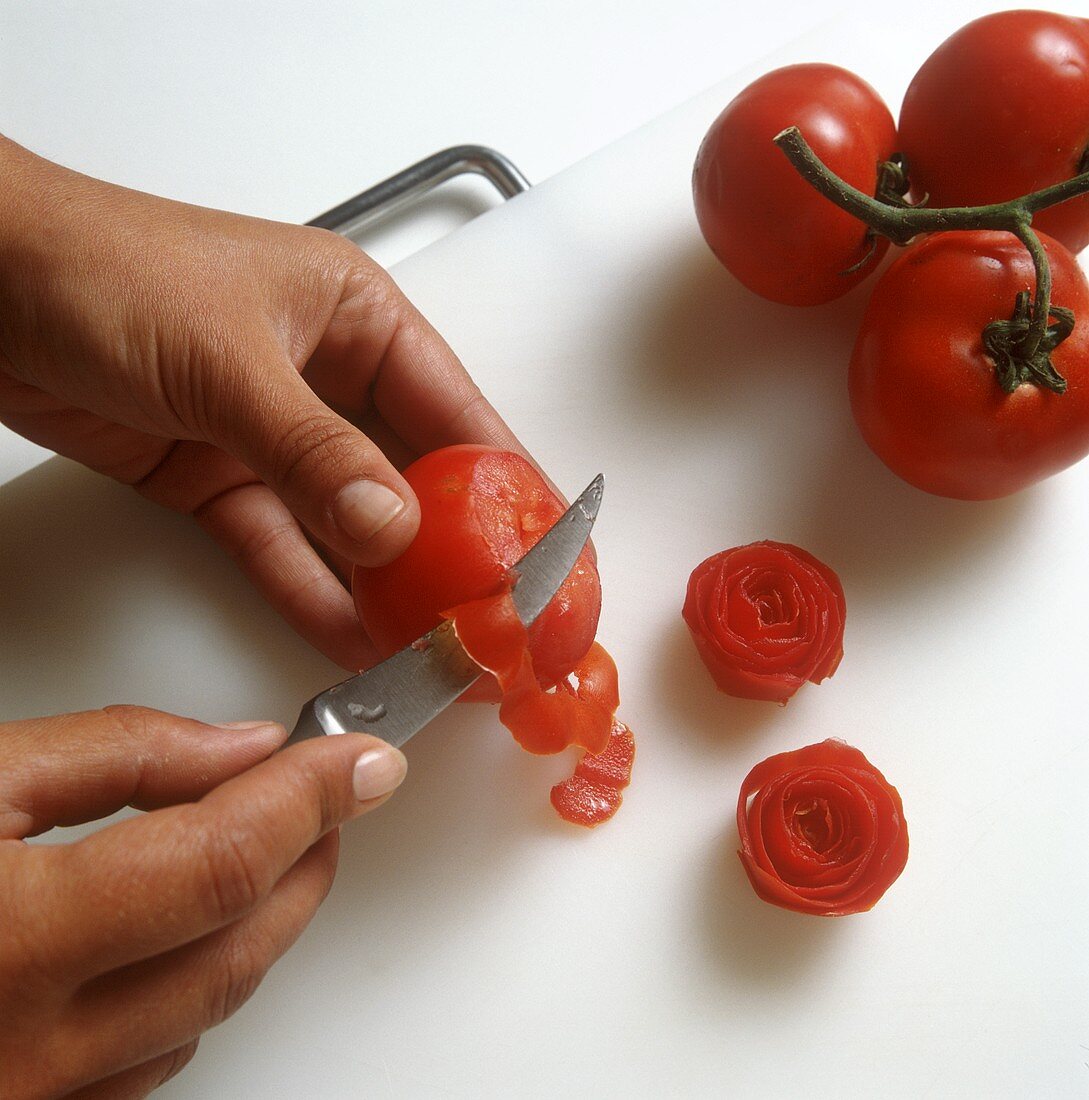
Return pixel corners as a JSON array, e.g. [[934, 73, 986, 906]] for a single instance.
[[774, 125, 1089, 398], [983, 290, 1072, 395], [874, 153, 918, 210]]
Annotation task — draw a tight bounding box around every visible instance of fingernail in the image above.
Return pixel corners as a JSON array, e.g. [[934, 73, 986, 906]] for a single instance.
[[352, 745, 408, 802], [334, 480, 405, 544]]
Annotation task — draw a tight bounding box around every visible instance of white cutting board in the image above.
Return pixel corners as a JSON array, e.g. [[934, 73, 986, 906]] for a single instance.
[[4, 8, 1087, 1097]]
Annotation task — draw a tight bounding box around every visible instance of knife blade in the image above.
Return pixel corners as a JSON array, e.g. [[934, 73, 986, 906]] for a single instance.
[[284, 472, 603, 749]]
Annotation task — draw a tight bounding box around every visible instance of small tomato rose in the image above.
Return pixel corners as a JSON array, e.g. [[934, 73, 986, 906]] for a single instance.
[[737, 739, 908, 916], [682, 541, 845, 704]]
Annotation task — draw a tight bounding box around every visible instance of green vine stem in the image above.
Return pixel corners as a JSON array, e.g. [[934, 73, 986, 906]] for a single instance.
[[774, 125, 1089, 394]]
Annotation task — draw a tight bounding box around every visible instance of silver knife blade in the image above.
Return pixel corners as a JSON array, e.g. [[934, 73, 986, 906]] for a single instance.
[[284, 473, 603, 749]]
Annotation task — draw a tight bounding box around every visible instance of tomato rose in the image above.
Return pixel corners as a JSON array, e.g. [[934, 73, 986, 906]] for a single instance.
[[849, 229, 1089, 500], [693, 63, 897, 305], [737, 739, 908, 916], [897, 11, 1089, 254], [683, 541, 845, 704]]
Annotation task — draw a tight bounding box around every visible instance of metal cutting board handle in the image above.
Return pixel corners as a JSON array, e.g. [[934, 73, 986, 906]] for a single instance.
[[307, 145, 530, 237]]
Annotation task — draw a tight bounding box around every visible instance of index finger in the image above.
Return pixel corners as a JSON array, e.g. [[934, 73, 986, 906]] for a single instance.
[[304, 254, 528, 459], [27, 734, 405, 984]]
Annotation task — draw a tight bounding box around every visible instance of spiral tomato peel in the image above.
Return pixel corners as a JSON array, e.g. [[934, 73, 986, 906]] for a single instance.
[[737, 740, 908, 916], [683, 541, 845, 704]]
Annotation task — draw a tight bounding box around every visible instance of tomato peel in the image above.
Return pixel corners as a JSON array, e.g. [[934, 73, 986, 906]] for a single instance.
[[444, 588, 617, 757], [737, 739, 908, 916], [683, 541, 845, 704], [550, 721, 636, 828]]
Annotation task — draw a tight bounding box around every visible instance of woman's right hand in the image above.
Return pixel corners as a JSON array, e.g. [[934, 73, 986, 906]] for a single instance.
[[0, 707, 406, 1098]]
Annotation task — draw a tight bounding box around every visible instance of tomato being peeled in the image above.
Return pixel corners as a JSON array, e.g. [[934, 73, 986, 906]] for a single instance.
[[898, 11, 1089, 255], [693, 63, 897, 306], [849, 230, 1089, 500], [353, 445, 601, 696], [353, 445, 632, 826]]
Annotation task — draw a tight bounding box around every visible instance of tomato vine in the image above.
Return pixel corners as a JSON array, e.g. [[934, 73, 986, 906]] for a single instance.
[[774, 125, 1089, 394]]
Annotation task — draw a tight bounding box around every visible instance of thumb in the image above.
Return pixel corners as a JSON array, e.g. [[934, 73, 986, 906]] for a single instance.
[[210, 360, 420, 567]]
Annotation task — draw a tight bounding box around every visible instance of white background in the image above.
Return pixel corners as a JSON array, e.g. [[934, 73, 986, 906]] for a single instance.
[[3, 3, 1088, 1098]]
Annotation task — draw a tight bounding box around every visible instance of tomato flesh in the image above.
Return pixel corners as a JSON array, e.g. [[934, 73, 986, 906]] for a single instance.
[[550, 721, 636, 828]]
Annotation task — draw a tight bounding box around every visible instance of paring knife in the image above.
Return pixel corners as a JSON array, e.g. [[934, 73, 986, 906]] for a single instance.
[[284, 473, 604, 750]]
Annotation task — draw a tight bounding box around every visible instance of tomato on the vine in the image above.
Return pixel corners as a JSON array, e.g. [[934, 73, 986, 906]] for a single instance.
[[898, 11, 1089, 254], [693, 63, 897, 306], [849, 229, 1089, 500]]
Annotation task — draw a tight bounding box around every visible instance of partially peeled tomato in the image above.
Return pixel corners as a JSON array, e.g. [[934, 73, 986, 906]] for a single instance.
[[351, 445, 634, 825], [352, 445, 601, 700]]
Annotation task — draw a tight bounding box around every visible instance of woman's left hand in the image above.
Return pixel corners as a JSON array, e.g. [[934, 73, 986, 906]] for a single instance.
[[0, 134, 523, 669]]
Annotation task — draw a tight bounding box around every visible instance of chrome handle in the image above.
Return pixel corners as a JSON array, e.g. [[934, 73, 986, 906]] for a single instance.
[[307, 144, 530, 236]]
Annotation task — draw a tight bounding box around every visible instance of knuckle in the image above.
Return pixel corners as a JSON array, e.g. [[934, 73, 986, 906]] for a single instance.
[[271, 411, 373, 493], [0, 849, 69, 996], [199, 826, 273, 925], [100, 704, 159, 744], [287, 755, 343, 840]]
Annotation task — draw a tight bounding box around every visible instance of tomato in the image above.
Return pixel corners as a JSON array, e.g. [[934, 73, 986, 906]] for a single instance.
[[352, 445, 601, 695], [898, 11, 1089, 254], [737, 739, 908, 916], [683, 541, 845, 704], [849, 230, 1089, 500], [693, 64, 897, 306]]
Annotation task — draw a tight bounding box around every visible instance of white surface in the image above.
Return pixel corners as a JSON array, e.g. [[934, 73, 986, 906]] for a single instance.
[[3, 3, 1089, 1098], [0, 0, 827, 485]]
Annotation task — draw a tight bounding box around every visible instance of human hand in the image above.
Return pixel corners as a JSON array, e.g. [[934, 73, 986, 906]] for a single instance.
[[0, 707, 405, 1098], [0, 135, 524, 670]]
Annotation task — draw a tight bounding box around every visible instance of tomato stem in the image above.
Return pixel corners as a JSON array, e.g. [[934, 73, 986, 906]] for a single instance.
[[775, 125, 1089, 395]]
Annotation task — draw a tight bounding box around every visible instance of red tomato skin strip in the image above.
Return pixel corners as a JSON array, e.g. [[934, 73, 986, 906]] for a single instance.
[[684, 542, 845, 704], [551, 721, 636, 828], [445, 591, 618, 756], [736, 740, 908, 916]]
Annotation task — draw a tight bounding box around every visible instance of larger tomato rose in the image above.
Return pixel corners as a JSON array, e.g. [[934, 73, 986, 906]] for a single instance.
[[736, 739, 909, 916], [682, 541, 845, 704]]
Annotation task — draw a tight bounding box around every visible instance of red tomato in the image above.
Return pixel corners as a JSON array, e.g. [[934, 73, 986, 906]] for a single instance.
[[352, 445, 601, 693], [898, 11, 1089, 254], [737, 739, 908, 916], [849, 230, 1089, 500], [693, 64, 897, 305]]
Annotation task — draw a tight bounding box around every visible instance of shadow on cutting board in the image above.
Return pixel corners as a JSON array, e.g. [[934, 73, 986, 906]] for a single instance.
[[629, 241, 1040, 603]]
